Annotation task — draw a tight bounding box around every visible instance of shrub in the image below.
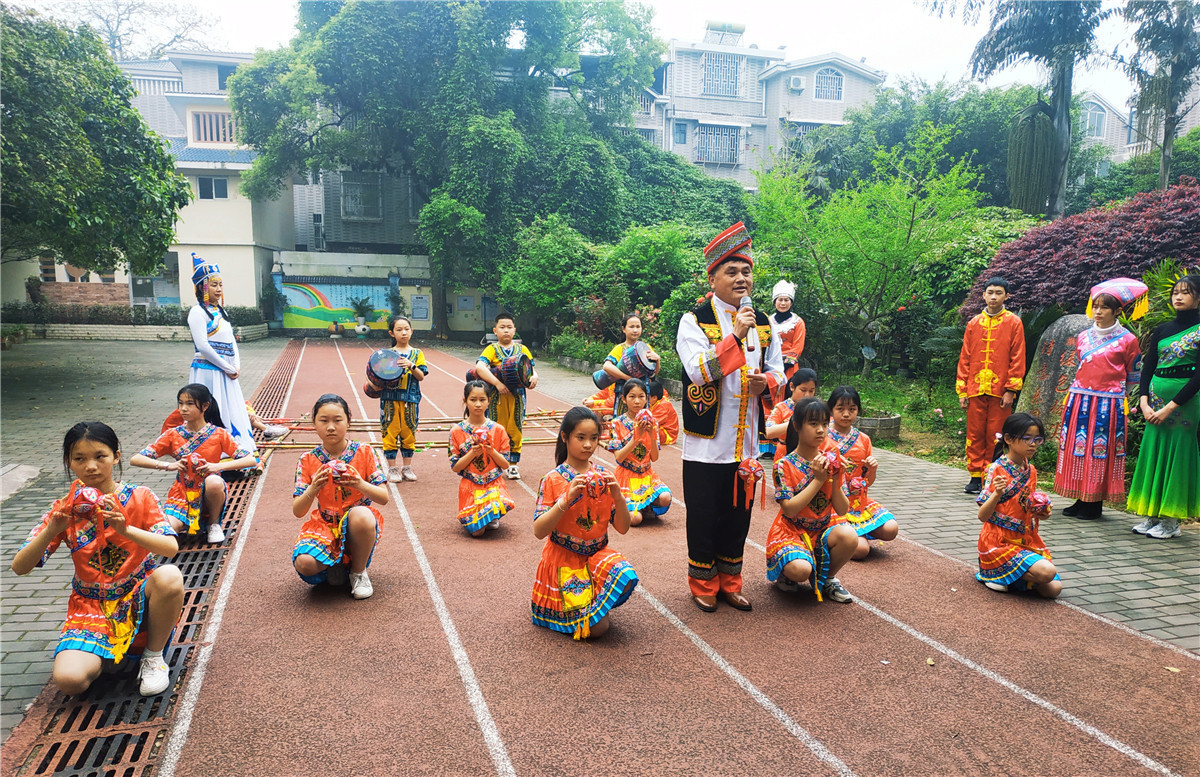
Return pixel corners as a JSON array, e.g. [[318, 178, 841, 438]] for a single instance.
[[965, 180, 1200, 314], [86, 305, 133, 325], [225, 306, 265, 326], [147, 305, 186, 326]]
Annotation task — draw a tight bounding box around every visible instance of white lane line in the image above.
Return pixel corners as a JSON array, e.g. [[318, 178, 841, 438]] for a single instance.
[[746, 533, 1186, 776], [636, 587, 857, 777], [334, 342, 516, 777], [510, 466, 854, 777], [159, 339, 309, 777], [893, 535, 1200, 662]]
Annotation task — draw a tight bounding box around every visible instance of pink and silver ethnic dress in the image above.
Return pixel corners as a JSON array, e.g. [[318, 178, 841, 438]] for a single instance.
[[1054, 323, 1141, 504]]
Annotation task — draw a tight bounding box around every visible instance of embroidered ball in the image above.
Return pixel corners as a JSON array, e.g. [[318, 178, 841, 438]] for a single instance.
[[474, 427, 489, 447], [636, 408, 654, 426], [327, 460, 349, 481], [1028, 491, 1052, 513], [848, 476, 867, 493], [73, 486, 103, 516], [822, 451, 844, 475], [188, 453, 206, 470], [584, 470, 606, 500]]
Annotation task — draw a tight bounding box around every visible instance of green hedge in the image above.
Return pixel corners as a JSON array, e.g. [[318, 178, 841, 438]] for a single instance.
[[0, 303, 263, 327], [547, 330, 683, 383]]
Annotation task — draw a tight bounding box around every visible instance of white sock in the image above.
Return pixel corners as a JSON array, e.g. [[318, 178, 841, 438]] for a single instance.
[[142, 649, 163, 663]]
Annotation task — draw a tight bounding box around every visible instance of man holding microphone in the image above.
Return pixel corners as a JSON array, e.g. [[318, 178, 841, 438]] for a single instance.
[[675, 222, 785, 612]]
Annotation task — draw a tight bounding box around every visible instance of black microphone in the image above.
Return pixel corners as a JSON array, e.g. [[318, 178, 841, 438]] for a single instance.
[[739, 295, 756, 352]]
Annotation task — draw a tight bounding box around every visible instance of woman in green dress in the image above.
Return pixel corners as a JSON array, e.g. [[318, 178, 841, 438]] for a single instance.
[[1129, 273, 1200, 539]]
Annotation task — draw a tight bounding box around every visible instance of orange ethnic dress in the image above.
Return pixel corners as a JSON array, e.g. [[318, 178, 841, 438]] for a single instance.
[[532, 464, 639, 639], [292, 441, 386, 585], [20, 481, 177, 662], [766, 398, 796, 463], [975, 456, 1058, 588], [765, 452, 847, 601], [826, 425, 895, 538], [606, 414, 671, 516], [448, 419, 515, 534], [138, 423, 251, 533]]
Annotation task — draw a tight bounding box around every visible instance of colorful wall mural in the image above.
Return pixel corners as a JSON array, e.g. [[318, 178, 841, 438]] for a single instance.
[[281, 280, 391, 329]]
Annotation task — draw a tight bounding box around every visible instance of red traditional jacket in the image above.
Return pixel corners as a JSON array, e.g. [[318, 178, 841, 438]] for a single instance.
[[956, 309, 1026, 399]]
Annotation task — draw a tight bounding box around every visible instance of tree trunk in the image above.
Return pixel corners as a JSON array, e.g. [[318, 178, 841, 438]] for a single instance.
[[1159, 60, 1182, 191], [430, 263, 450, 340], [1047, 57, 1074, 220]]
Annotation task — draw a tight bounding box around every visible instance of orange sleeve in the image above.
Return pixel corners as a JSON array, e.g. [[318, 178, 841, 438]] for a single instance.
[[715, 334, 747, 376], [956, 317, 976, 398], [1004, 315, 1026, 392], [491, 423, 512, 455]]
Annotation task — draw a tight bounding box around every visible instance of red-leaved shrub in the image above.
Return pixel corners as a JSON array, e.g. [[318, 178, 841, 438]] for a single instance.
[[964, 180, 1200, 315]]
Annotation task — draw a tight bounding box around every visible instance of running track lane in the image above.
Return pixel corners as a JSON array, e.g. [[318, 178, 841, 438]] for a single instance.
[[167, 342, 1198, 776]]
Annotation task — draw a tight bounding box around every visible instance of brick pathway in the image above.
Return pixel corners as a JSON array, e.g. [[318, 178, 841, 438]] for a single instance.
[[0, 338, 287, 742]]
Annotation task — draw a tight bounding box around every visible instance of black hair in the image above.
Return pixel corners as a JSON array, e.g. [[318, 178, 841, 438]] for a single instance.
[[462, 379, 489, 417], [63, 422, 122, 479], [178, 383, 225, 427], [622, 313, 642, 330], [827, 385, 862, 413], [992, 412, 1045, 462], [784, 397, 831, 455], [788, 368, 818, 392], [387, 314, 412, 345], [622, 378, 649, 401], [555, 406, 601, 466], [647, 378, 664, 400], [312, 393, 352, 421], [494, 312, 515, 325], [1091, 292, 1123, 313], [1172, 273, 1200, 300], [984, 276, 1011, 293]]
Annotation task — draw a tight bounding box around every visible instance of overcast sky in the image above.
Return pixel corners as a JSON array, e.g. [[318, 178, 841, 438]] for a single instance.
[[36, 0, 1141, 110]]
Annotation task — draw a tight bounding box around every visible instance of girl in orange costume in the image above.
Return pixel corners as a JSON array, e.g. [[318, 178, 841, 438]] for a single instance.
[[292, 394, 389, 600], [532, 407, 638, 639], [827, 385, 899, 560], [449, 381, 516, 537], [606, 379, 672, 525]]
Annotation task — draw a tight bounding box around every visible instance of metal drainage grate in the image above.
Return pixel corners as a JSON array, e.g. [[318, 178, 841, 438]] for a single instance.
[[7, 340, 305, 777]]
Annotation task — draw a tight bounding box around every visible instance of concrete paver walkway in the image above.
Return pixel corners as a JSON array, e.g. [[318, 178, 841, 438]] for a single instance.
[[0, 338, 287, 741]]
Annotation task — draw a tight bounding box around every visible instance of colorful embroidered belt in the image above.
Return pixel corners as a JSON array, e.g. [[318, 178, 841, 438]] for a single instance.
[[619, 460, 651, 474], [72, 568, 149, 601], [986, 511, 1026, 534], [551, 531, 608, 557], [785, 513, 831, 533], [1155, 364, 1196, 379], [318, 500, 369, 523]]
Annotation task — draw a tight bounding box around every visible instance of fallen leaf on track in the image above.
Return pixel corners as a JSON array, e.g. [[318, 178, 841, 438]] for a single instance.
[[1165, 667, 1180, 673], [926, 658, 935, 666]]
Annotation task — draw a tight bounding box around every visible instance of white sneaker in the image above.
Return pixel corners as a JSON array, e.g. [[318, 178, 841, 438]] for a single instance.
[[401, 466, 418, 482], [822, 578, 853, 603], [983, 580, 1009, 592], [1131, 517, 1161, 535], [505, 465, 520, 480], [138, 654, 170, 696], [261, 424, 289, 440], [775, 576, 801, 593], [206, 523, 226, 544], [387, 466, 402, 483], [325, 564, 347, 586], [350, 570, 374, 599], [1147, 519, 1181, 539]]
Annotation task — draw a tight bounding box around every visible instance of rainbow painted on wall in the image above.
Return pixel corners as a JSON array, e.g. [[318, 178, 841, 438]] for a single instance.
[[281, 282, 390, 329]]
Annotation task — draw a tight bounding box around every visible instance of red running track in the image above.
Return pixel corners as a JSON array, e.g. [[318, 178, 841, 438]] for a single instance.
[[159, 341, 1199, 777]]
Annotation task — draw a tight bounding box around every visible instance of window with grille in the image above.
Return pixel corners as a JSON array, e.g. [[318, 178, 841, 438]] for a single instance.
[[197, 177, 229, 199], [39, 257, 56, 282], [99, 271, 116, 284], [342, 172, 383, 221], [637, 128, 657, 145], [814, 68, 844, 101], [697, 125, 740, 164], [131, 78, 181, 95], [636, 92, 653, 114], [1083, 102, 1106, 138], [674, 122, 687, 145], [702, 53, 741, 97], [192, 111, 236, 143]]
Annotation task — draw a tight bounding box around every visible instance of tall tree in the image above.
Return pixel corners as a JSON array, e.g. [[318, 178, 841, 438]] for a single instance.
[[34, 0, 216, 60], [1, 4, 192, 273], [1121, 0, 1200, 190], [927, 0, 1110, 219], [230, 0, 662, 336]]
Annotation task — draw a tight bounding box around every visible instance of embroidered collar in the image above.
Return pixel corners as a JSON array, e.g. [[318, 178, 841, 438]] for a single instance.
[[982, 307, 1007, 318], [496, 342, 518, 358], [827, 425, 860, 454], [555, 462, 605, 480], [313, 441, 358, 464], [179, 423, 214, 440]]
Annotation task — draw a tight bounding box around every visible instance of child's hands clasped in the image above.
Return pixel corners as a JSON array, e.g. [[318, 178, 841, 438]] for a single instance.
[[98, 496, 128, 535]]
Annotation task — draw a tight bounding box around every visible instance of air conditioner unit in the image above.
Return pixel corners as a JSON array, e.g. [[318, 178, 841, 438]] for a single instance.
[[789, 75, 806, 92]]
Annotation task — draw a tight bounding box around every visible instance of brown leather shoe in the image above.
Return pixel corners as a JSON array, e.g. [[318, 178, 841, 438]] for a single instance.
[[720, 590, 753, 611], [691, 594, 718, 612]]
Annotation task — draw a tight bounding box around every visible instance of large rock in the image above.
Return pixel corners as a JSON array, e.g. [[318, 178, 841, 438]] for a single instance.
[[1016, 313, 1091, 433]]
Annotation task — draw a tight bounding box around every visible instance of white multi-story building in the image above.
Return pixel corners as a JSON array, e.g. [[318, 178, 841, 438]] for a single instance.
[[634, 22, 887, 190]]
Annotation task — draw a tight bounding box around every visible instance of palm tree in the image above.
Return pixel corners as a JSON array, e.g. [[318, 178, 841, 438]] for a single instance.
[[1121, 0, 1200, 190], [927, 1, 1110, 219]]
